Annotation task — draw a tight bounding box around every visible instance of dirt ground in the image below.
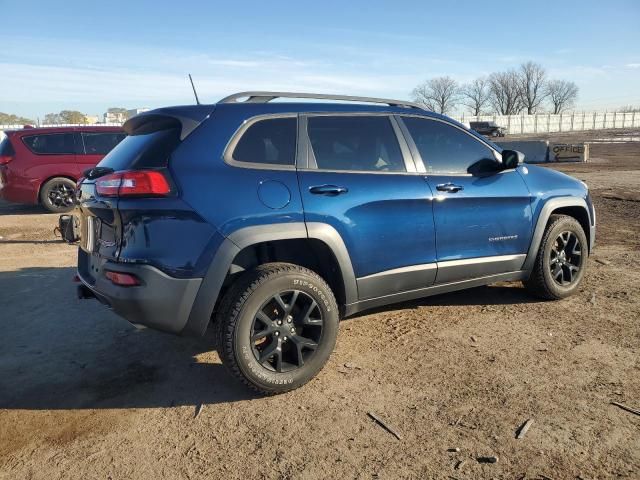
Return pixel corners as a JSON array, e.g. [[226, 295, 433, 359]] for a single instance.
[[0, 131, 638, 480]]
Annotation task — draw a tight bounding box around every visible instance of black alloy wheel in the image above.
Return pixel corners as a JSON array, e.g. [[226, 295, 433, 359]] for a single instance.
[[40, 177, 77, 213], [549, 231, 583, 286], [48, 182, 74, 208], [216, 263, 339, 395], [250, 290, 323, 373], [525, 214, 589, 300]]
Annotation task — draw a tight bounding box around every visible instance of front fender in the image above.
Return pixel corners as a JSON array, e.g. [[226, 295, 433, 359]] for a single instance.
[[522, 196, 594, 273]]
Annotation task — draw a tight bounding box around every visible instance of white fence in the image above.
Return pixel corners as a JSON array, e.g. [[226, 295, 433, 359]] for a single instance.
[[453, 111, 640, 135], [2, 112, 640, 136]]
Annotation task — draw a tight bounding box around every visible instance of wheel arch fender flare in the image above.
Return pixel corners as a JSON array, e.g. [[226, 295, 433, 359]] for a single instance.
[[523, 197, 594, 273], [38, 174, 78, 197], [306, 222, 358, 306], [182, 222, 358, 337]]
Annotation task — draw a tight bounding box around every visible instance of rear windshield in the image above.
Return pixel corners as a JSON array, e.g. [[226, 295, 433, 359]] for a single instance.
[[96, 128, 180, 171], [0, 134, 15, 156]]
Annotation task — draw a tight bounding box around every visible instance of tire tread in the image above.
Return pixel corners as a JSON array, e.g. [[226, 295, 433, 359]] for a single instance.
[[525, 214, 586, 300]]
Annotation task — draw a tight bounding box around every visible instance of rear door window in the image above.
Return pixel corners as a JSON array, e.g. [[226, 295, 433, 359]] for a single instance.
[[22, 133, 76, 155], [231, 117, 297, 166], [81, 132, 126, 155], [403, 117, 494, 174], [307, 116, 405, 172]]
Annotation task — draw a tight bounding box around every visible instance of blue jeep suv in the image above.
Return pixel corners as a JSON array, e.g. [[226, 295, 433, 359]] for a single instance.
[[76, 91, 595, 394]]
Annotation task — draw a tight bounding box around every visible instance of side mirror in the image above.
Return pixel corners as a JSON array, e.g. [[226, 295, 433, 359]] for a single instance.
[[501, 150, 524, 169], [467, 158, 501, 177]]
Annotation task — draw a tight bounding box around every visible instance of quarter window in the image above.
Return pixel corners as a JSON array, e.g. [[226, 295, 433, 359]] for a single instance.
[[307, 116, 405, 172], [22, 133, 75, 155], [403, 117, 494, 174], [81, 132, 126, 155], [232, 117, 297, 166]]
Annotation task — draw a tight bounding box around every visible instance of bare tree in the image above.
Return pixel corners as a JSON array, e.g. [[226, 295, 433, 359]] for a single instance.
[[411, 76, 459, 114], [518, 61, 548, 114], [488, 70, 523, 115], [459, 77, 490, 115], [546, 80, 578, 114]]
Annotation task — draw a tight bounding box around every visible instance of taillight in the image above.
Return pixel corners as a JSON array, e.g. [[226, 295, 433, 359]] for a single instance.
[[0, 155, 13, 165], [95, 170, 171, 197], [105, 270, 140, 286]]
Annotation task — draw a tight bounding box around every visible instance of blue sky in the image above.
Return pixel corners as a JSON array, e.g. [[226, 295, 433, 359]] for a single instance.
[[1, 0, 639, 119]]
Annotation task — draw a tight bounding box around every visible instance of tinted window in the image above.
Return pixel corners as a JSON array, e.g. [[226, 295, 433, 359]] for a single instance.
[[0, 135, 15, 156], [403, 117, 494, 174], [82, 132, 126, 155], [308, 116, 405, 172], [22, 133, 75, 155], [232, 117, 297, 166], [97, 128, 180, 171]]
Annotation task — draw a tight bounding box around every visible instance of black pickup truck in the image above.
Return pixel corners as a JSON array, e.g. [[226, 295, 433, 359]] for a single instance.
[[469, 121, 506, 137]]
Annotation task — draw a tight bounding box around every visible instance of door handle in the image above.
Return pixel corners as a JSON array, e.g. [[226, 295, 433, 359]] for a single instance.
[[309, 185, 348, 196], [436, 183, 464, 193]]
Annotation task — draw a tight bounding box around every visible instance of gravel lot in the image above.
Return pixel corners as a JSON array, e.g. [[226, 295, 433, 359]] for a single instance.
[[1, 133, 638, 479]]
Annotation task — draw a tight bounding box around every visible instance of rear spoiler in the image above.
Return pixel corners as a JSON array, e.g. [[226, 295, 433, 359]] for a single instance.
[[123, 105, 216, 140]]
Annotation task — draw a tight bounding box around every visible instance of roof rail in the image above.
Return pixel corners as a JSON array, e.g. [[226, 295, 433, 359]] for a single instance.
[[217, 91, 425, 110]]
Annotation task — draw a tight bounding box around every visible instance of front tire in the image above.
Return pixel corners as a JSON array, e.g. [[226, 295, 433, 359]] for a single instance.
[[215, 263, 339, 395], [525, 214, 588, 300], [40, 177, 76, 213]]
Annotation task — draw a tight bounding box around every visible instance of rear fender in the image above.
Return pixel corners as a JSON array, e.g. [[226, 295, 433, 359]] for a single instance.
[[182, 222, 357, 336]]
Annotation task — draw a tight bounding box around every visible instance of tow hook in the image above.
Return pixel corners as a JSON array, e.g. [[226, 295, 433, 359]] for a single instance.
[[77, 284, 95, 300]]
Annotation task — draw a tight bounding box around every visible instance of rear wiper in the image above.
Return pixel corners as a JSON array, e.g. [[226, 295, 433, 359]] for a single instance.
[[83, 166, 114, 180]]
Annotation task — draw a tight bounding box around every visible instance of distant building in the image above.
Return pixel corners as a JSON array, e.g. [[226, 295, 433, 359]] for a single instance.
[[103, 108, 150, 124], [84, 115, 100, 125], [103, 111, 128, 124], [127, 108, 150, 118]]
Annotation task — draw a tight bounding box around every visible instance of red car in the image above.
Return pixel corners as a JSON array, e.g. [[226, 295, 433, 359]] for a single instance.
[[0, 126, 125, 212]]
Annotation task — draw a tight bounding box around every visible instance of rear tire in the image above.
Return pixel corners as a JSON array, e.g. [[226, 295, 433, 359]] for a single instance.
[[40, 177, 76, 213], [215, 262, 339, 395], [525, 214, 588, 300]]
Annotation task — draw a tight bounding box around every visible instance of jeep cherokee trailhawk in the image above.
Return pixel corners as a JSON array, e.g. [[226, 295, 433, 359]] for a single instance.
[[75, 92, 595, 394]]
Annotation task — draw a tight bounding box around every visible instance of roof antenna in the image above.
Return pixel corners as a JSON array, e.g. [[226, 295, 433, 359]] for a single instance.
[[188, 74, 201, 105]]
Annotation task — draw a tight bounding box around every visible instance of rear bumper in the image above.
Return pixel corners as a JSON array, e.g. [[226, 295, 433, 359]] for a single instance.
[[78, 249, 202, 334]]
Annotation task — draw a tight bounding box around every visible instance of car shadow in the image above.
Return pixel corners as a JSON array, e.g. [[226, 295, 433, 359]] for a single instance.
[[0, 267, 540, 411], [0, 266, 254, 411], [347, 282, 541, 319], [0, 239, 66, 244], [0, 200, 50, 216]]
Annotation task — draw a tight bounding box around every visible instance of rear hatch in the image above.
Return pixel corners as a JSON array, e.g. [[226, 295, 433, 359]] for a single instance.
[[76, 105, 214, 283]]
